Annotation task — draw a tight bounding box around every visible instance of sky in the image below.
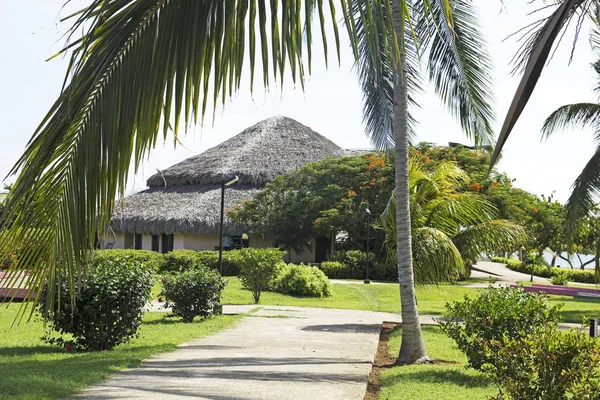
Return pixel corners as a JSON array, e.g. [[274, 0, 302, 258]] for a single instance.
[[1, 1, 599, 202]]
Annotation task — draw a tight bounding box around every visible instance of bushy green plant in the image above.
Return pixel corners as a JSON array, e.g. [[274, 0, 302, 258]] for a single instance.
[[271, 263, 332, 297], [483, 327, 600, 399], [159, 250, 203, 273], [499, 255, 598, 284], [551, 271, 569, 286], [160, 267, 226, 322], [440, 286, 562, 370], [237, 248, 286, 303], [93, 249, 163, 273], [318, 261, 349, 278], [40, 256, 154, 351]]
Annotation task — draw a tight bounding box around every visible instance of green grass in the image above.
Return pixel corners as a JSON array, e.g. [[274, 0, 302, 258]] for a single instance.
[[0, 304, 240, 400], [222, 278, 478, 315], [223, 278, 600, 324], [379, 325, 496, 400]]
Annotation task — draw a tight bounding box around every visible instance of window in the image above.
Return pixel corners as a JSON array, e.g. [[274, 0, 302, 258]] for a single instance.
[[161, 234, 174, 253], [151, 235, 160, 252], [134, 233, 143, 250], [231, 235, 249, 249]]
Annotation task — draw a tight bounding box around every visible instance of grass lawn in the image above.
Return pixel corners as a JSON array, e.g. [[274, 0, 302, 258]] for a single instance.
[[222, 277, 478, 315], [222, 278, 600, 323], [0, 304, 240, 400], [379, 325, 496, 400]]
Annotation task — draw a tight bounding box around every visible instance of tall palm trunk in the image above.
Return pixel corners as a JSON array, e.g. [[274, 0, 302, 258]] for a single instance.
[[393, 7, 429, 364]]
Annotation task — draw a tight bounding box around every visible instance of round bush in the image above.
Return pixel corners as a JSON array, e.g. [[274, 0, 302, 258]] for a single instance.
[[439, 286, 562, 370], [318, 261, 349, 279], [40, 255, 154, 351], [159, 250, 203, 273], [160, 267, 226, 322], [271, 263, 332, 297]]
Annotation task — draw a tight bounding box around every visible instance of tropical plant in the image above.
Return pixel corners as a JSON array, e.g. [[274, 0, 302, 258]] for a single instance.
[[354, 0, 495, 363], [381, 160, 527, 283]]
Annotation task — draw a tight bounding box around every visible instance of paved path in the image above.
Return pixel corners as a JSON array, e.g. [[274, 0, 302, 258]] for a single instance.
[[75, 306, 410, 400], [471, 261, 550, 283]]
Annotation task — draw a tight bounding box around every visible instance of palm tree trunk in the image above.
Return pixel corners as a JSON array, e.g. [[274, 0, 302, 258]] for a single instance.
[[393, 6, 429, 365]]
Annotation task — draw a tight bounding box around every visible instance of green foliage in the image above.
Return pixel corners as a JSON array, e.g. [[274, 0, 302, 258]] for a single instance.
[[156, 250, 241, 276], [229, 153, 393, 258], [237, 248, 286, 303], [93, 249, 163, 273], [40, 256, 154, 351], [494, 256, 599, 284], [483, 328, 600, 400], [270, 263, 332, 298], [382, 160, 526, 284], [327, 250, 395, 280], [551, 271, 569, 286], [318, 261, 349, 279], [440, 286, 561, 370], [160, 268, 226, 323]]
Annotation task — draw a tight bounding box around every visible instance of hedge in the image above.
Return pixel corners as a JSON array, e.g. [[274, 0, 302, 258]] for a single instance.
[[491, 256, 598, 284]]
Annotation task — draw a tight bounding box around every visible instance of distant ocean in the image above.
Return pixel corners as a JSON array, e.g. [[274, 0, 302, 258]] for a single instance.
[[542, 251, 595, 270]]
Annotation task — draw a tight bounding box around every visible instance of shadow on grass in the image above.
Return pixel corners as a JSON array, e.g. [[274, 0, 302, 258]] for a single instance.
[[381, 367, 492, 390], [0, 344, 172, 399], [552, 297, 600, 324]]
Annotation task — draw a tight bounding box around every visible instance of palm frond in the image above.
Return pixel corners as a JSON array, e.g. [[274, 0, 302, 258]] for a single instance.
[[491, 0, 587, 167], [452, 220, 528, 263], [541, 103, 600, 139], [425, 193, 498, 235], [421, 0, 495, 145], [412, 227, 464, 284], [565, 145, 600, 239], [354, 0, 422, 150]]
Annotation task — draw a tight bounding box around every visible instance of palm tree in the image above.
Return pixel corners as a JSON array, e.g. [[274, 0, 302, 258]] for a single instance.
[[381, 160, 527, 284], [354, 0, 495, 363]]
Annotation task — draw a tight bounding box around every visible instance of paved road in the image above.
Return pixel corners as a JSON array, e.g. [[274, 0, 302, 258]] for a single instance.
[[75, 306, 411, 400], [471, 261, 550, 283]]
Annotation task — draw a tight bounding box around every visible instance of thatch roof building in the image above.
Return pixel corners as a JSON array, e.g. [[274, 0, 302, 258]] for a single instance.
[[109, 116, 349, 259]]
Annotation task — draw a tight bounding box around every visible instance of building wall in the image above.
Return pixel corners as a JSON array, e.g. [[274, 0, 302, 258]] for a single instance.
[[103, 232, 318, 263]]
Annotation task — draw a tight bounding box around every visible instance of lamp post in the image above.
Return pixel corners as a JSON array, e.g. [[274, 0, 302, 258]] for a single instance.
[[364, 208, 371, 284], [219, 175, 239, 274]]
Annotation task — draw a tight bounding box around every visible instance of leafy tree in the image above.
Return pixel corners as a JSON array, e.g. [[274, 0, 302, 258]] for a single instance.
[[381, 160, 527, 283], [229, 153, 394, 258]]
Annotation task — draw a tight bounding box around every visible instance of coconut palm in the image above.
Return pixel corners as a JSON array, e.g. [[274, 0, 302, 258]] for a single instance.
[[381, 160, 527, 284], [354, 0, 495, 363]]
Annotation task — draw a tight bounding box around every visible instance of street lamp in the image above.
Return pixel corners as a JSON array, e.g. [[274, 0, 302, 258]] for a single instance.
[[364, 208, 371, 284], [219, 175, 239, 274]]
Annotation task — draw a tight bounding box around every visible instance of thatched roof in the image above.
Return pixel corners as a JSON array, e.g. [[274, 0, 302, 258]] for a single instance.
[[111, 185, 258, 235], [146, 116, 346, 188]]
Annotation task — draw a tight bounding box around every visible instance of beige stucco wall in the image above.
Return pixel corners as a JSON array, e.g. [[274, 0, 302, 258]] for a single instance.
[[183, 234, 220, 251], [101, 232, 317, 263]]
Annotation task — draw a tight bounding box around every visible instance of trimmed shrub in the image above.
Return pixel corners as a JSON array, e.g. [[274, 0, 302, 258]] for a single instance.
[[40, 255, 154, 351], [318, 261, 349, 279], [494, 256, 598, 284], [93, 249, 163, 273], [157, 250, 242, 276], [160, 267, 226, 322], [483, 327, 600, 399], [440, 286, 562, 370], [238, 248, 286, 303], [159, 250, 203, 273], [271, 263, 332, 297]]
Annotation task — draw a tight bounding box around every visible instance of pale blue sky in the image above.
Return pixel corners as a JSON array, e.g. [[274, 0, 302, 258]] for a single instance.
[[1, 1, 598, 202]]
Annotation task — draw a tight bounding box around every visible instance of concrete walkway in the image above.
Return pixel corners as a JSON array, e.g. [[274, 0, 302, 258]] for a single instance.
[[471, 261, 550, 283], [75, 306, 410, 400]]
